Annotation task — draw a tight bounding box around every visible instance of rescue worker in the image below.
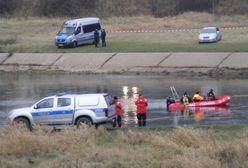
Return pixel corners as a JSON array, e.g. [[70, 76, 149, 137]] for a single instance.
[[207, 89, 216, 100], [94, 29, 99, 48], [182, 92, 190, 105], [101, 29, 106, 47], [135, 94, 148, 127], [113, 96, 122, 128], [192, 91, 204, 102]]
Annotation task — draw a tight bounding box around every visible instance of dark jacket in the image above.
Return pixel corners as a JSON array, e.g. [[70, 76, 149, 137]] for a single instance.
[[94, 30, 99, 42], [101, 31, 106, 40]]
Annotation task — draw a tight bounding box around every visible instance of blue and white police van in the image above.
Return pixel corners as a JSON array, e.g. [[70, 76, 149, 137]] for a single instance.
[[55, 17, 101, 48], [8, 93, 115, 130]]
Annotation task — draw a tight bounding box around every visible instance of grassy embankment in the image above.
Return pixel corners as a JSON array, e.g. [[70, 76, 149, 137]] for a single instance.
[[1, 125, 248, 168], [1, 12, 248, 53]]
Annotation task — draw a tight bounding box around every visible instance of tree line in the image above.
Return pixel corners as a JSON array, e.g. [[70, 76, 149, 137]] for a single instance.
[[0, 0, 247, 17]]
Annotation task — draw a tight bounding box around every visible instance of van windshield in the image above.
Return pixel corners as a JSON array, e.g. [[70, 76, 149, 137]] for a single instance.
[[58, 26, 75, 35]]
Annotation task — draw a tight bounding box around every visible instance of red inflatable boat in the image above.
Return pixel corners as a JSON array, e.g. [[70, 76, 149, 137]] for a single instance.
[[168, 95, 231, 111]]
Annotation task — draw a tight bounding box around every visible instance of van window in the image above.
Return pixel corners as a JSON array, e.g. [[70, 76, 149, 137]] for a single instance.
[[75, 27, 81, 35], [59, 26, 75, 35], [83, 23, 101, 33], [57, 98, 71, 107]]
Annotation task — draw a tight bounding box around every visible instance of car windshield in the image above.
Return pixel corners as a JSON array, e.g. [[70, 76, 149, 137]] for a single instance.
[[58, 26, 75, 35], [201, 28, 216, 34]]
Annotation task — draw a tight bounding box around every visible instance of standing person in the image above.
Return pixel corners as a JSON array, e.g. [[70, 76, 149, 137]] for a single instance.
[[113, 96, 122, 128], [94, 29, 99, 48], [207, 89, 216, 100], [101, 29, 106, 47], [135, 94, 148, 127]]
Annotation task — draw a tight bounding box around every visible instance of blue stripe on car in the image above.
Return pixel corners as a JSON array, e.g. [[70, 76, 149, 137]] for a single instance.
[[31, 108, 109, 116], [32, 110, 74, 116], [76, 35, 94, 41]]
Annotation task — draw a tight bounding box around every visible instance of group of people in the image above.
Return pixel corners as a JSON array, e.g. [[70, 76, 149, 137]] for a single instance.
[[181, 89, 216, 105], [94, 29, 106, 48], [113, 94, 148, 128], [113, 89, 215, 127]]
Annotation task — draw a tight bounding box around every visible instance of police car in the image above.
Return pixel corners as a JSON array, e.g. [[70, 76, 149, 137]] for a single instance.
[[8, 93, 115, 130], [55, 17, 101, 48]]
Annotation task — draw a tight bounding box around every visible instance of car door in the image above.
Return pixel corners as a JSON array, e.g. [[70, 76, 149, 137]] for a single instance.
[[104, 95, 115, 118], [31, 97, 55, 125], [82, 24, 98, 44], [75, 26, 83, 45], [51, 96, 74, 125], [216, 27, 221, 40]]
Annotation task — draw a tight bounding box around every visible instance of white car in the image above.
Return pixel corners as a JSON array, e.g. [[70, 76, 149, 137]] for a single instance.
[[198, 27, 222, 43], [8, 93, 115, 130]]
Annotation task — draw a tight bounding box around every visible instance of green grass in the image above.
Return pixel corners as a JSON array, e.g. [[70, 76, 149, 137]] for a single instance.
[[2, 41, 248, 53], [1, 16, 248, 53]]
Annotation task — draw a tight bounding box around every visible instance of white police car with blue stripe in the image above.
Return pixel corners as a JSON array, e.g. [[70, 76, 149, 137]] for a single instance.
[[8, 93, 115, 130]]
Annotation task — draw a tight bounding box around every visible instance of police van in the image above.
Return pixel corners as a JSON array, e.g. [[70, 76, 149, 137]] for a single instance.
[[8, 93, 115, 130], [55, 17, 101, 48]]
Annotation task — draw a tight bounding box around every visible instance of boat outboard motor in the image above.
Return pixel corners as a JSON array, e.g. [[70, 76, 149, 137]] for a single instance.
[[166, 97, 175, 109]]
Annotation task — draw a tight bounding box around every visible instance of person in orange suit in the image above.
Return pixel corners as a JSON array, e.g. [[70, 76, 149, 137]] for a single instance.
[[113, 96, 122, 128], [135, 94, 148, 127], [193, 91, 204, 102]]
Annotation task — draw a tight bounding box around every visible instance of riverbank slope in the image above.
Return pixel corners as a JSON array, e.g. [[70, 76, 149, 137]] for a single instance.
[[0, 52, 248, 77]]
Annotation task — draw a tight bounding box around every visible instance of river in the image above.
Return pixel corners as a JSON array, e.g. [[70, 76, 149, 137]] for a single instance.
[[0, 73, 248, 127]]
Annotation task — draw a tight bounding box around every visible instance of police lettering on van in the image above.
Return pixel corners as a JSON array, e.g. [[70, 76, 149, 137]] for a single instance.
[[55, 17, 101, 48]]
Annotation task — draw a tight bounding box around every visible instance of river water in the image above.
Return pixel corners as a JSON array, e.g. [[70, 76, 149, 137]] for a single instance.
[[0, 73, 248, 127]]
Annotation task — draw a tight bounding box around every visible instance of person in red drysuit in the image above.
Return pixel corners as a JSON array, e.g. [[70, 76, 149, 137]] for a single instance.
[[135, 94, 148, 127], [113, 96, 122, 127]]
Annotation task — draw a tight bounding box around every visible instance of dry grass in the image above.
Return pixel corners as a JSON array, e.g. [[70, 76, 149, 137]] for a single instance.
[[0, 12, 248, 53], [103, 12, 248, 31], [1, 126, 248, 167], [0, 17, 62, 52]]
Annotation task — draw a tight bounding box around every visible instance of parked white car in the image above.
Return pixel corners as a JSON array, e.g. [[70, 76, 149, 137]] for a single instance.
[[198, 27, 222, 43], [8, 93, 115, 130]]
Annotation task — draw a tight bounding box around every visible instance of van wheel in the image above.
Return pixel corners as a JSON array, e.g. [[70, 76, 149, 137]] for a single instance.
[[14, 117, 32, 131], [76, 117, 92, 129], [72, 41, 77, 48]]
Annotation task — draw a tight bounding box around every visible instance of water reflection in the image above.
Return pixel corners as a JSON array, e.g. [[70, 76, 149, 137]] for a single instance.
[[1, 73, 248, 127], [122, 86, 139, 126], [169, 106, 231, 126]]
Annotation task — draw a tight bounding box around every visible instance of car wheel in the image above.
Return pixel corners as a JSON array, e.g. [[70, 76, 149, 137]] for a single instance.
[[76, 117, 92, 129], [14, 117, 32, 131], [72, 41, 77, 48]]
